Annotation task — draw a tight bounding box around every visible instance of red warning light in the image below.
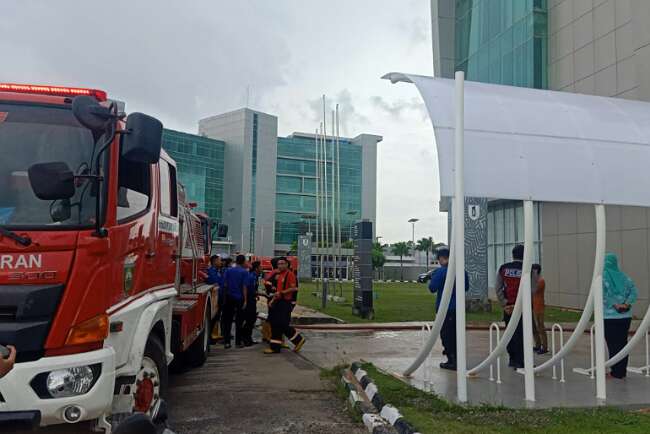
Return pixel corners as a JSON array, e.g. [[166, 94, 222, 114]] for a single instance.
[[0, 83, 107, 101]]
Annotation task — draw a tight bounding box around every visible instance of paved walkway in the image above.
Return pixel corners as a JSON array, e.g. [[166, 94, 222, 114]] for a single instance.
[[167, 341, 365, 434], [300, 328, 650, 409]]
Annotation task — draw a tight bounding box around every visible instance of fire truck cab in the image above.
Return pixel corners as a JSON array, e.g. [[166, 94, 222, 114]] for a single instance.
[[0, 84, 216, 432]]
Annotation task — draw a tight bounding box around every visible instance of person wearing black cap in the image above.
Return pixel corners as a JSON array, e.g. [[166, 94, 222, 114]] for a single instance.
[[428, 247, 469, 370]]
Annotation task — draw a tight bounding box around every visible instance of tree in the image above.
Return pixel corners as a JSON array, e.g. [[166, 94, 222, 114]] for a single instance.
[[289, 240, 298, 254], [416, 237, 434, 268], [372, 242, 386, 270], [391, 242, 411, 281]]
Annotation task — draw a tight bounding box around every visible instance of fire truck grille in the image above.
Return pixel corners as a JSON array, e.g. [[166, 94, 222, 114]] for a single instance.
[[0, 284, 64, 363], [0, 307, 17, 322]]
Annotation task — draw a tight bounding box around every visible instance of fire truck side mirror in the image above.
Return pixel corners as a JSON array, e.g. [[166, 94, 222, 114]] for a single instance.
[[28, 162, 75, 200], [122, 113, 163, 164]]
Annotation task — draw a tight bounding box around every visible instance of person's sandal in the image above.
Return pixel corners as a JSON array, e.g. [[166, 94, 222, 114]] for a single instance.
[[293, 336, 306, 353]]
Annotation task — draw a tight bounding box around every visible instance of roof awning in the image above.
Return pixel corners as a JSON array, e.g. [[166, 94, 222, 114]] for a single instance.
[[383, 73, 650, 207]]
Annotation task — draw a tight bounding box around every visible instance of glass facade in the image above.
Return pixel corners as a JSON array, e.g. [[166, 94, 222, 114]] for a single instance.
[[250, 114, 258, 252], [162, 129, 225, 222], [487, 201, 542, 287], [275, 135, 363, 246], [455, 0, 548, 89]]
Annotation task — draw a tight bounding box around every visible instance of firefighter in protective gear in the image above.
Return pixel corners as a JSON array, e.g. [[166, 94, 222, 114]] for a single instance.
[[264, 257, 306, 354]]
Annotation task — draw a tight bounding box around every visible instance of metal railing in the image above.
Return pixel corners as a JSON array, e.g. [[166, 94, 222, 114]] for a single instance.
[[551, 323, 566, 382], [421, 323, 433, 391], [489, 322, 502, 384], [627, 330, 650, 377]]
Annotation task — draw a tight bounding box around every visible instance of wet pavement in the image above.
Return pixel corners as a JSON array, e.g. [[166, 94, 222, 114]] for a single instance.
[[299, 327, 650, 409], [18, 331, 364, 434], [166, 339, 365, 434]]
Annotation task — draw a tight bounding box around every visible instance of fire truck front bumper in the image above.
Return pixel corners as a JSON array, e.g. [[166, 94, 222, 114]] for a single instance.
[[0, 347, 116, 427]]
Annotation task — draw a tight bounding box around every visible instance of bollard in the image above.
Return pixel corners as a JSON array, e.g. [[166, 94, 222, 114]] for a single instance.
[[489, 322, 501, 384], [551, 323, 565, 383]]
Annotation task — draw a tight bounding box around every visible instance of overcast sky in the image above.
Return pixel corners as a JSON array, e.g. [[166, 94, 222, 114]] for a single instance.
[[1, 0, 448, 244]]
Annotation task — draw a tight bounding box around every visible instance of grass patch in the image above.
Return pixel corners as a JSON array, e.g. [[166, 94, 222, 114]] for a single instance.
[[320, 366, 363, 424], [298, 281, 581, 324], [323, 363, 650, 434]]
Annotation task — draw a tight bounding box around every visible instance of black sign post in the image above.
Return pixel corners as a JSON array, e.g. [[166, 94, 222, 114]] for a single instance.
[[352, 220, 374, 319]]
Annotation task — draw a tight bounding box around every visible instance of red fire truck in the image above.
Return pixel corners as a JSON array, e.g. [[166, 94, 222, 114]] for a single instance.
[[0, 83, 217, 432]]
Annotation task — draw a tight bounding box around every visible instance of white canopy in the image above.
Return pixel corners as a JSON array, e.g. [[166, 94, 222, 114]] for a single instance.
[[384, 73, 650, 207]]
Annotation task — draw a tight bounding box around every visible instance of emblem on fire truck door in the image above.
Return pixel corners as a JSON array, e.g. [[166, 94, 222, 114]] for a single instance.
[[123, 255, 137, 296]]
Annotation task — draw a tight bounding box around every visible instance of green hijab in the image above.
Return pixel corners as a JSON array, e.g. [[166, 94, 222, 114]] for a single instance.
[[603, 253, 627, 294]]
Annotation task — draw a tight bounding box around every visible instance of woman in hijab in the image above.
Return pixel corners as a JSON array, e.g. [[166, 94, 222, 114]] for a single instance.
[[603, 253, 638, 379]]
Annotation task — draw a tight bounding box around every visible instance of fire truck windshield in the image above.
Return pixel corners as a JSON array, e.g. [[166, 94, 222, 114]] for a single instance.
[[0, 102, 101, 228]]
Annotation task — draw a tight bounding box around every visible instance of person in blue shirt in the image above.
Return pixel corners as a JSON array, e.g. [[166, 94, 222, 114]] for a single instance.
[[242, 261, 262, 346], [207, 255, 226, 342], [428, 248, 469, 370], [221, 255, 249, 349], [206, 255, 223, 286], [602, 253, 638, 379]]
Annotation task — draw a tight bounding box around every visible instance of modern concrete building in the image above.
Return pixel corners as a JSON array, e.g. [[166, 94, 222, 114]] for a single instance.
[[198, 108, 382, 258], [432, 0, 650, 314]]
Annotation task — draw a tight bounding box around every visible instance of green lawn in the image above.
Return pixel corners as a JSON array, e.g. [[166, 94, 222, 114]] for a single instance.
[[299, 281, 581, 324], [324, 363, 650, 434]]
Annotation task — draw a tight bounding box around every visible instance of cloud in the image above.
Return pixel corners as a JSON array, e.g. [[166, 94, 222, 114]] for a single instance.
[[307, 89, 369, 136], [399, 17, 430, 47], [370, 96, 428, 120], [0, 1, 292, 132], [0, 0, 446, 245]]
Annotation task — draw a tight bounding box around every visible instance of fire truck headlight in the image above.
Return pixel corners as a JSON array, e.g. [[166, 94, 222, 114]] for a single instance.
[[45, 366, 96, 398]]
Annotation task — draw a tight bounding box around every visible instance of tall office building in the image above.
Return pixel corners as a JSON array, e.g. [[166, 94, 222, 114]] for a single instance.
[[432, 0, 650, 313], [162, 129, 225, 222], [199, 108, 381, 257]]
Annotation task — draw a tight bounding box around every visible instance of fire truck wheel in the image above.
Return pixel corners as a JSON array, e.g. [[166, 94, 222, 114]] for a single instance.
[[186, 309, 210, 367], [133, 335, 168, 419]]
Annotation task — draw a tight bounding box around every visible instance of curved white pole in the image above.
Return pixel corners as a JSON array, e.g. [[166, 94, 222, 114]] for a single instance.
[[521, 200, 535, 402], [454, 71, 467, 403], [534, 204, 605, 374], [592, 204, 607, 400], [534, 292, 594, 372], [402, 229, 456, 376]]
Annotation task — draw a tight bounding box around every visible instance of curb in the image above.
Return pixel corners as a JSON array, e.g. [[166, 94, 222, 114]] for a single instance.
[[343, 362, 420, 434]]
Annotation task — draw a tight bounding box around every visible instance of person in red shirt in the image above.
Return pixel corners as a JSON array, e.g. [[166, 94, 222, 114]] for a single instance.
[[531, 263, 548, 354], [495, 245, 526, 369], [264, 257, 306, 354]]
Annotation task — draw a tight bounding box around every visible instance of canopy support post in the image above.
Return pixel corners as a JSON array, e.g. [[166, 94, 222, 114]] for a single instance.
[[521, 200, 535, 403], [593, 204, 607, 401], [454, 70, 467, 404]]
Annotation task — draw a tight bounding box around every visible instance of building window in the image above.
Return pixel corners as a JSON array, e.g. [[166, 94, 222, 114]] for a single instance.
[[250, 114, 258, 252], [274, 135, 363, 247], [455, 0, 548, 89], [161, 129, 225, 224], [487, 201, 542, 286], [117, 158, 151, 222], [159, 161, 178, 218]]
